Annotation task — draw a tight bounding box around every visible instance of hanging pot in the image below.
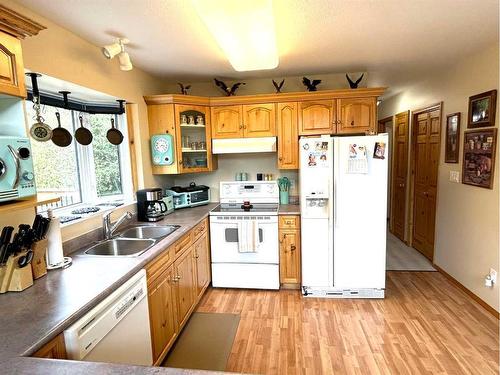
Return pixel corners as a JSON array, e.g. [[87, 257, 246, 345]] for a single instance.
[[106, 117, 123, 145], [51, 112, 72, 147], [29, 96, 52, 142], [75, 115, 93, 146]]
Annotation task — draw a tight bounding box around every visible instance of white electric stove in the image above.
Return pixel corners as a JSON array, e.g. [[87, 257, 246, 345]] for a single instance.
[[209, 181, 279, 290]]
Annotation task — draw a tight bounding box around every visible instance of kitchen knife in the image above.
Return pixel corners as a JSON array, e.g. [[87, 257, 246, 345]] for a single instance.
[[18, 250, 33, 268], [32, 215, 43, 240], [39, 218, 51, 239], [0, 226, 13, 265]]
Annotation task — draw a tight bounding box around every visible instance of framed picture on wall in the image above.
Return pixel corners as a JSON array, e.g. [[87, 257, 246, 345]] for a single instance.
[[445, 112, 461, 163], [462, 128, 497, 189], [467, 89, 497, 128]]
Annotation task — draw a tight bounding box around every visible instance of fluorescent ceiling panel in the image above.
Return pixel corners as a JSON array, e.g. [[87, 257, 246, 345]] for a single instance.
[[192, 0, 279, 72]]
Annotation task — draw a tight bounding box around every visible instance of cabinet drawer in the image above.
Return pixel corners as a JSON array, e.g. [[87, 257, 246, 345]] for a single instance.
[[146, 247, 172, 284], [193, 218, 208, 241], [279, 215, 300, 229], [175, 232, 193, 255]]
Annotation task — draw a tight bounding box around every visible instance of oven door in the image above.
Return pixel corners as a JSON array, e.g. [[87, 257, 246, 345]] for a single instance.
[[209, 215, 278, 264]]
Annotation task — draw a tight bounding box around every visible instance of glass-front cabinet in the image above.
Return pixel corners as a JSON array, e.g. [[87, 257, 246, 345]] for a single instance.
[[174, 104, 215, 173]]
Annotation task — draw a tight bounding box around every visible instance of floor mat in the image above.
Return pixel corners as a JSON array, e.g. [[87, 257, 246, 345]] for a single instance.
[[163, 312, 240, 371]]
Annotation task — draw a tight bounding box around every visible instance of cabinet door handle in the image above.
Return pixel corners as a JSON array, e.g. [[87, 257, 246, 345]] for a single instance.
[[222, 123, 225, 127], [278, 157, 283, 161], [351, 121, 354, 126], [290, 245, 296, 251]]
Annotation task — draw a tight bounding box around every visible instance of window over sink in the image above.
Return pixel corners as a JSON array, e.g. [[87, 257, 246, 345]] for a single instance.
[[26, 103, 133, 214]]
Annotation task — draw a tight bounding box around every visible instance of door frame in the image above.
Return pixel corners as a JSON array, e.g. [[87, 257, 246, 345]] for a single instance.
[[378, 116, 393, 133], [408, 102, 443, 259]]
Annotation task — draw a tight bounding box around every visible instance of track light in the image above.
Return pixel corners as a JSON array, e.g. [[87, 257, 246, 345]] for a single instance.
[[102, 38, 133, 71]]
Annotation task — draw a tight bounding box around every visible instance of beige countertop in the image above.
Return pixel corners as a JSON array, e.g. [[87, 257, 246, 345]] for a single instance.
[[0, 203, 234, 374]]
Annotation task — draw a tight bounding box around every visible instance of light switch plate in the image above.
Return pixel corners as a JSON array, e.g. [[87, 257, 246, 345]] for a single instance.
[[449, 170, 460, 183]]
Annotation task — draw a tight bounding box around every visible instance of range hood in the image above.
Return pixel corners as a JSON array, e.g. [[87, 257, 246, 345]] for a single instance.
[[212, 137, 277, 154]]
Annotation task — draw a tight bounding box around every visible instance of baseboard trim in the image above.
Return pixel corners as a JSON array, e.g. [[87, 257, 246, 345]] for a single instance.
[[433, 263, 499, 319]]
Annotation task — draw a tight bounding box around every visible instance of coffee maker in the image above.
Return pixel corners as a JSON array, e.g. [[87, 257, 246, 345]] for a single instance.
[[137, 188, 168, 222]]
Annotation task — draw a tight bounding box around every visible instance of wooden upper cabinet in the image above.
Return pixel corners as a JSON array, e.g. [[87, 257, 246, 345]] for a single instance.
[[0, 32, 25, 98], [277, 102, 299, 169], [298, 100, 335, 135], [243, 103, 276, 137], [211, 105, 243, 138], [336, 97, 377, 134]]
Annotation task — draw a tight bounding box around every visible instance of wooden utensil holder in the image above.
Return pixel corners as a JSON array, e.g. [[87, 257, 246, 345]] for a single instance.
[[31, 239, 48, 279], [0, 252, 34, 293]]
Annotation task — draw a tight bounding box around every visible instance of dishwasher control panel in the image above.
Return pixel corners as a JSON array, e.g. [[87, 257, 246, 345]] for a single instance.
[[114, 285, 145, 320]]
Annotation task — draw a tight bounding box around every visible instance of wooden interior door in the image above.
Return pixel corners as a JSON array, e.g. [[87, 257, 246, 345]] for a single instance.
[[243, 103, 276, 137], [174, 247, 196, 328], [211, 105, 243, 138], [298, 100, 335, 135], [390, 111, 409, 241], [411, 104, 442, 260], [336, 97, 376, 134], [277, 102, 299, 169]]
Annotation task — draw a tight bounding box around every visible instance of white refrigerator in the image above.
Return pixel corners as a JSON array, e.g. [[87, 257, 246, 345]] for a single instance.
[[300, 134, 388, 298]]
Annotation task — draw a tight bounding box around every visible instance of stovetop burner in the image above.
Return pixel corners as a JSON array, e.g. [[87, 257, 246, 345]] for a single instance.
[[210, 203, 279, 215]]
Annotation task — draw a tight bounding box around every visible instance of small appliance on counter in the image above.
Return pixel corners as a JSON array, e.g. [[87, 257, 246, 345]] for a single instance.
[[165, 182, 210, 209], [137, 188, 168, 222], [0, 136, 36, 203], [161, 195, 174, 215]]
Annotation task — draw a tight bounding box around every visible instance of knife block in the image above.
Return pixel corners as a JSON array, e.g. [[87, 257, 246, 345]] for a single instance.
[[0, 252, 34, 293], [31, 239, 48, 279]]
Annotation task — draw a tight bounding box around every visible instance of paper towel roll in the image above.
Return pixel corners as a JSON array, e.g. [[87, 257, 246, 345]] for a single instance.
[[46, 209, 64, 267]]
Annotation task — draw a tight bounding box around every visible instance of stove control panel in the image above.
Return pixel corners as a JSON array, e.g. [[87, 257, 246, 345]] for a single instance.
[[220, 181, 279, 204]]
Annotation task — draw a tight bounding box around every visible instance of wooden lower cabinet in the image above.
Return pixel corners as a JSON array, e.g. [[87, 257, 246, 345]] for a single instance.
[[279, 215, 301, 288], [174, 247, 196, 328], [194, 232, 211, 297], [148, 265, 178, 364], [32, 334, 67, 359], [146, 219, 210, 365]]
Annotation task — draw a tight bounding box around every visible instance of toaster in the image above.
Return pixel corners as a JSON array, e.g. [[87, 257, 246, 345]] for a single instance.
[[165, 182, 210, 209], [0, 136, 36, 202]]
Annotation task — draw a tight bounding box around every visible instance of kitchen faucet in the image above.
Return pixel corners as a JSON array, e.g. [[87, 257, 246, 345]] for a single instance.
[[103, 211, 133, 239]]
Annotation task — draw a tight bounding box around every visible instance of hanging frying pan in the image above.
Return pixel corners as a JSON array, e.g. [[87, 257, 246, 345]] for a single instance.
[[106, 117, 123, 145], [51, 112, 72, 147], [75, 115, 93, 146]]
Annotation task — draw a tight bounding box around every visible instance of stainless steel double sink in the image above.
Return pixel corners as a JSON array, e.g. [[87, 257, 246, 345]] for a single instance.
[[84, 225, 180, 257]]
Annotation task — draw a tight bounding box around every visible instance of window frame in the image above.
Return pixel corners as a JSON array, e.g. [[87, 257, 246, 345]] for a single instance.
[[32, 104, 133, 213]]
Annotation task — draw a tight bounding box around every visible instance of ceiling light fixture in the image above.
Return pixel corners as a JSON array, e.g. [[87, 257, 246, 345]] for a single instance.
[[101, 38, 133, 71], [192, 0, 279, 72]]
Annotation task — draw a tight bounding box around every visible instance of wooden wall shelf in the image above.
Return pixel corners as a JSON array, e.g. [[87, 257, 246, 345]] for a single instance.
[[0, 194, 60, 214]]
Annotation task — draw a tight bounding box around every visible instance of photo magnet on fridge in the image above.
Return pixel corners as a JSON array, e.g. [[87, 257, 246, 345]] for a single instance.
[[373, 142, 386, 159]]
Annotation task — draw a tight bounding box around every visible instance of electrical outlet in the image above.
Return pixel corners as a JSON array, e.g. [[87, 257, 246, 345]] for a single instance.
[[449, 170, 460, 183], [490, 268, 497, 284]]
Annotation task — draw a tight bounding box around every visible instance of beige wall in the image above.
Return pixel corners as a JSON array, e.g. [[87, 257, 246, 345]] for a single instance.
[[170, 154, 298, 201], [378, 43, 500, 312], [0, 0, 167, 239]]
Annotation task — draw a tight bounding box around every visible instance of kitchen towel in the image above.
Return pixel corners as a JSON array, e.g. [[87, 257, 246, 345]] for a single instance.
[[237, 220, 259, 253]]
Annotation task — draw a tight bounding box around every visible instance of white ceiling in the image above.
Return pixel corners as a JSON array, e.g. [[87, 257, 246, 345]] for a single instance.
[[17, 0, 500, 81]]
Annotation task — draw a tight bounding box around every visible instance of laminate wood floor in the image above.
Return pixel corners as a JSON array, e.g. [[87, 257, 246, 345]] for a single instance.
[[196, 272, 499, 375]]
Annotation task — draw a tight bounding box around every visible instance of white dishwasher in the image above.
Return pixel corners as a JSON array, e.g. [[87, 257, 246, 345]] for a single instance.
[[64, 269, 153, 366]]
